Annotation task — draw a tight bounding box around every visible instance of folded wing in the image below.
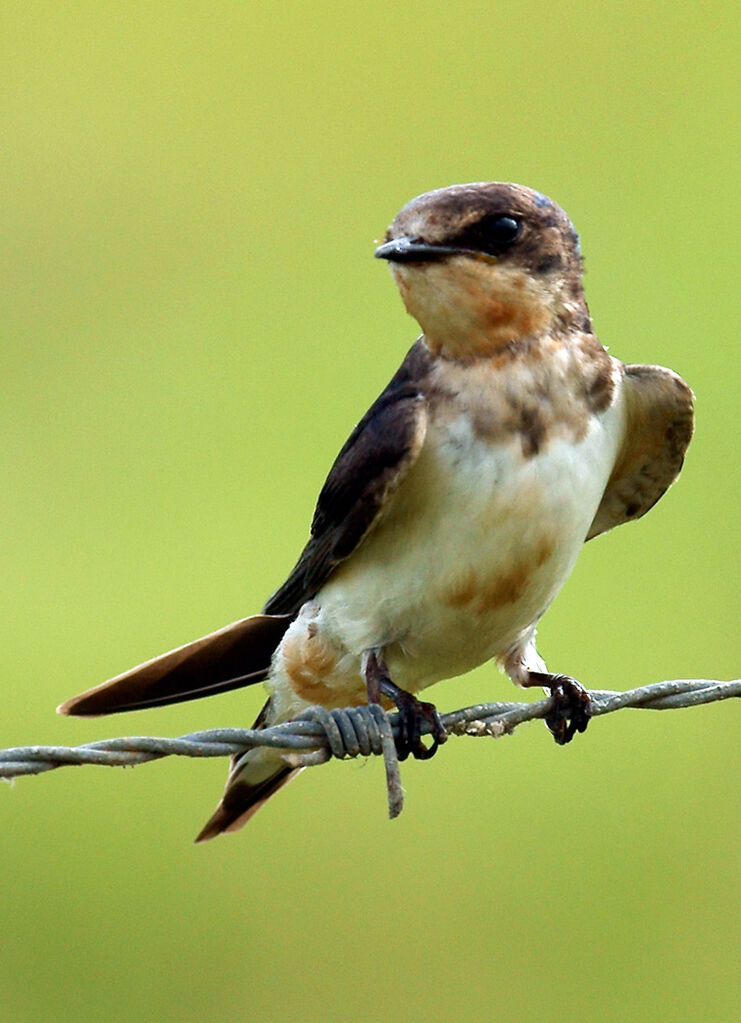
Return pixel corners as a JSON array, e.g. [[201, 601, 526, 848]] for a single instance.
[[264, 341, 431, 615]]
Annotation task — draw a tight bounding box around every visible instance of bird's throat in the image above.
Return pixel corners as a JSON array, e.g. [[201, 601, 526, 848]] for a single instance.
[[391, 259, 561, 362]]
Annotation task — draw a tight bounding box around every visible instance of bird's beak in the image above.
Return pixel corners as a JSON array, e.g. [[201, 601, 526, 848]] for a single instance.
[[375, 237, 465, 263]]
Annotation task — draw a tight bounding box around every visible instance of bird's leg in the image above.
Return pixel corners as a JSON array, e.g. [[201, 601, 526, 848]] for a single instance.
[[364, 650, 447, 761], [523, 671, 592, 745]]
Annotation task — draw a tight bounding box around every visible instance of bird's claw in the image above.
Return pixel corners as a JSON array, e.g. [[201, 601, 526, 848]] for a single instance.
[[542, 673, 592, 745], [392, 691, 447, 761], [364, 650, 448, 761]]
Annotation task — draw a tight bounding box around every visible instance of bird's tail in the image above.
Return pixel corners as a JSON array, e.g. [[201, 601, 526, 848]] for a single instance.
[[57, 613, 293, 716], [195, 701, 302, 842]]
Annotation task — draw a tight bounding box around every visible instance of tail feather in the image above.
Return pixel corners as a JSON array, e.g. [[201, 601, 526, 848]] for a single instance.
[[195, 731, 302, 842], [57, 613, 293, 716]]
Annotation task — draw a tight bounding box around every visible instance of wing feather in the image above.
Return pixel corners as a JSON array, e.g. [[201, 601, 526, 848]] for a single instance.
[[264, 342, 431, 615], [588, 363, 694, 540]]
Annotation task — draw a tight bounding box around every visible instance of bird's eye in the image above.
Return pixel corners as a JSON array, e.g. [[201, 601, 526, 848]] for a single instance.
[[477, 214, 522, 248], [453, 213, 522, 257]]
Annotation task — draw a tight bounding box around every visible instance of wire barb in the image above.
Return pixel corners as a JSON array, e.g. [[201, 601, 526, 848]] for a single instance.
[[2, 678, 738, 819]]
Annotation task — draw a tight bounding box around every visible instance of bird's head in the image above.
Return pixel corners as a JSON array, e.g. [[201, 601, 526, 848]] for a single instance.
[[376, 183, 588, 360]]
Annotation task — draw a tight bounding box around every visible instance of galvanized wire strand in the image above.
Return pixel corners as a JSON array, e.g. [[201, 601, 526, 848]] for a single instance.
[[2, 678, 738, 819]]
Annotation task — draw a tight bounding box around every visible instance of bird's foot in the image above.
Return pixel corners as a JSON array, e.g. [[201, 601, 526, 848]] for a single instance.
[[365, 651, 447, 761], [386, 687, 447, 761], [525, 671, 592, 745]]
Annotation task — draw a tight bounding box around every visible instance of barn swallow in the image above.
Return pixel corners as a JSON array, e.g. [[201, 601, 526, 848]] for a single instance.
[[58, 183, 694, 841]]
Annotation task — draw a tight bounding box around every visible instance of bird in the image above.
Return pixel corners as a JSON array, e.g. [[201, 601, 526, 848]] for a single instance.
[[58, 182, 694, 841]]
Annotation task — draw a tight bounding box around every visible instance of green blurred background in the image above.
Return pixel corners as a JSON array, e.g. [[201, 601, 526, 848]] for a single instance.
[[2, 3, 738, 1020]]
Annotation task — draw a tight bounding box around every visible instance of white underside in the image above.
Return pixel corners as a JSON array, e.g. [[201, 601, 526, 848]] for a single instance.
[[268, 383, 626, 721]]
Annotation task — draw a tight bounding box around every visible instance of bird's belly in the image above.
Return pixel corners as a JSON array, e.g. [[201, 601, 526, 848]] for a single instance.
[[270, 408, 622, 714]]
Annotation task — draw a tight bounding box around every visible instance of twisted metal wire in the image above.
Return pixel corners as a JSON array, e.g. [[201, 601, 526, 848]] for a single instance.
[[2, 678, 738, 819]]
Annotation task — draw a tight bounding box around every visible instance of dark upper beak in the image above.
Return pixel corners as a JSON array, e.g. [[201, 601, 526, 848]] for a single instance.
[[374, 237, 466, 263]]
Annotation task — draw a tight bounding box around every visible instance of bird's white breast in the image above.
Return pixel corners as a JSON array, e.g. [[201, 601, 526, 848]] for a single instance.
[[268, 365, 626, 719], [319, 392, 621, 673]]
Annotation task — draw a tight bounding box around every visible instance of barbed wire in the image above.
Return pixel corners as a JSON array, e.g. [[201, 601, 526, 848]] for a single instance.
[[2, 678, 738, 819]]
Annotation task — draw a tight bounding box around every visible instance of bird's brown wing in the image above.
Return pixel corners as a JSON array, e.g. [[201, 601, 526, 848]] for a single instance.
[[264, 342, 431, 615], [587, 363, 694, 540]]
